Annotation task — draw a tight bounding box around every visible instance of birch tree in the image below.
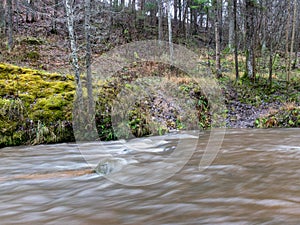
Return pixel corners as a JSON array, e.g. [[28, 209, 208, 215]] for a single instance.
[[245, 0, 255, 80], [167, 0, 173, 57], [65, 0, 83, 104]]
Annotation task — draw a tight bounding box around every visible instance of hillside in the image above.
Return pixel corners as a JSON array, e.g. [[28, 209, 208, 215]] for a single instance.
[[0, 7, 299, 147]]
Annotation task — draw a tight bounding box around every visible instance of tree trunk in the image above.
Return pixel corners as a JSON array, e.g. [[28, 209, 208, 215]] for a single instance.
[[228, 0, 234, 52], [213, 0, 221, 78], [233, 0, 239, 80], [26, 0, 36, 23], [174, 0, 178, 33], [178, 0, 182, 28], [121, 0, 125, 8], [132, 0, 136, 11], [137, 0, 145, 29], [268, 45, 273, 87], [52, 0, 59, 33], [158, 0, 163, 41], [31, 0, 35, 22], [167, 0, 173, 79], [215, 21, 221, 78], [7, 0, 13, 51], [292, 49, 298, 69], [205, 7, 210, 67], [186, 0, 190, 37], [192, 6, 197, 34], [285, 0, 291, 84], [85, 0, 94, 114], [288, 0, 297, 83], [245, 0, 255, 80], [0, 0, 5, 37], [65, 0, 83, 105], [113, 0, 118, 10], [174, 0, 178, 23], [182, 0, 188, 34], [140, 0, 145, 10], [260, 0, 266, 53], [219, 0, 223, 45], [15, 0, 19, 31]]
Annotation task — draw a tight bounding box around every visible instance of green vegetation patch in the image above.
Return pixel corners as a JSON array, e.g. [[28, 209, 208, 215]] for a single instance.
[[0, 63, 75, 147], [93, 70, 212, 141], [223, 75, 300, 107], [255, 105, 300, 128]]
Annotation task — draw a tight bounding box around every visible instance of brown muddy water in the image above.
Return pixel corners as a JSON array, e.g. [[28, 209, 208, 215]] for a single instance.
[[0, 129, 300, 225]]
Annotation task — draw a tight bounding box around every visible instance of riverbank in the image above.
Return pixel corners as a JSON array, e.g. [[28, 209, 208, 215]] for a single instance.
[[223, 77, 300, 128], [0, 63, 75, 147], [0, 62, 299, 147]]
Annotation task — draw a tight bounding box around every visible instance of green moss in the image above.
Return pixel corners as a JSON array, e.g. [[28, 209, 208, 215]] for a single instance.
[[0, 63, 75, 147], [30, 94, 72, 122]]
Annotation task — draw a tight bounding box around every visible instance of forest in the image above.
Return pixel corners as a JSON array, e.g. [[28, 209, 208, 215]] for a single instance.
[[0, 0, 299, 147]]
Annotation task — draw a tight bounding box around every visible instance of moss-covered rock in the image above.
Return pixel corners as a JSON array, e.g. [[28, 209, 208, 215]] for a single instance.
[[0, 63, 75, 147]]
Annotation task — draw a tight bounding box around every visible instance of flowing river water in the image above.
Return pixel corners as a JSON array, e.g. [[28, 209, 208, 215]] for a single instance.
[[0, 129, 300, 224]]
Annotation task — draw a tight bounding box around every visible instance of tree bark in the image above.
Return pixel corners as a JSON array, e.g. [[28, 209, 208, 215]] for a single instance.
[[85, 0, 94, 114], [26, 0, 36, 23], [174, 0, 178, 23], [52, 0, 59, 33], [65, 0, 83, 105], [132, 0, 136, 11], [245, 0, 255, 80], [167, 0, 173, 79], [15, 0, 19, 30], [140, 0, 145, 10], [288, 0, 297, 83], [219, 0, 223, 45], [192, 5, 197, 34], [178, 0, 182, 28], [158, 0, 163, 42], [285, 0, 292, 84], [228, 0, 234, 52], [121, 0, 125, 8], [213, 0, 221, 78], [137, 0, 145, 29], [233, 0, 239, 80], [0, 0, 5, 37], [182, 0, 188, 34], [268, 44, 273, 87], [7, 0, 13, 51]]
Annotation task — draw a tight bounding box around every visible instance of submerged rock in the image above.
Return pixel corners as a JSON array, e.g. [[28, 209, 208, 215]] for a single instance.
[[94, 157, 128, 175]]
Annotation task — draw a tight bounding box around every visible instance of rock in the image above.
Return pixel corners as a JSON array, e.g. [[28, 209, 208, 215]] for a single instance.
[[94, 157, 128, 175]]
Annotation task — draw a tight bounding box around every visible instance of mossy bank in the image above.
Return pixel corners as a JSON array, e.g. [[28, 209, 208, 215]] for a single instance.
[[0, 63, 212, 147], [0, 63, 75, 147], [1, 62, 299, 148]]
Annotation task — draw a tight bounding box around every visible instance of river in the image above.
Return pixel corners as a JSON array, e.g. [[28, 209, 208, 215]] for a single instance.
[[0, 129, 300, 224]]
